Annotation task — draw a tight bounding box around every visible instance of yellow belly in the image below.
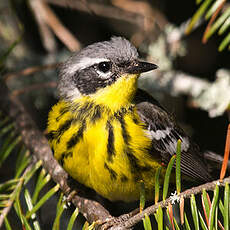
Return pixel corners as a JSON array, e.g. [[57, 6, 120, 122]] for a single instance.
[[47, 101, 164, 202]]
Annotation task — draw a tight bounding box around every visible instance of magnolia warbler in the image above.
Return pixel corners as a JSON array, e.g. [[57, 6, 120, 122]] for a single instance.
[[47, 37, 211, 202]]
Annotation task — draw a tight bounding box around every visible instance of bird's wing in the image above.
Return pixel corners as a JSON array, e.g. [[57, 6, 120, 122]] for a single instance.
[[134, 89, 212, 182]]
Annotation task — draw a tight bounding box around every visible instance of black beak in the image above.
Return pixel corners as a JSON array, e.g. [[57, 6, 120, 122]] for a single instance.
[[126, 61, 158, 74]]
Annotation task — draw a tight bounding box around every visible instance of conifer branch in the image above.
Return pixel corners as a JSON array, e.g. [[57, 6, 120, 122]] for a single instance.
[[104, 177, 230, 230], [0, 164, 33, 228], [0, 81, 111, 225]]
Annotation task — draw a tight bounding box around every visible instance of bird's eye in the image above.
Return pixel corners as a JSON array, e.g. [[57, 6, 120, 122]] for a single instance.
[[98, 62, 111, 73]]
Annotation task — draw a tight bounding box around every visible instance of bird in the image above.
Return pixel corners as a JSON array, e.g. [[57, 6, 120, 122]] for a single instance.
[[47, 36, 212, 202]]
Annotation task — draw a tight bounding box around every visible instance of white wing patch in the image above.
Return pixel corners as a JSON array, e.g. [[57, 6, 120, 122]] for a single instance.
[[167, 136, 190, 153], [146, 127, 190, 153], [149, 127, 171, 140]]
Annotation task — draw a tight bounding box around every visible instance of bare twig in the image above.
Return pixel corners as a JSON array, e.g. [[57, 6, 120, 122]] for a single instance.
[[111, 0, 168, 45], [4, 62, 60, 81], [29, 0, 81, 52], [29, 0, 57, 52], [11, 81, 57, 96], [46, 0, 144, 28], [112, 0, 167, 30]]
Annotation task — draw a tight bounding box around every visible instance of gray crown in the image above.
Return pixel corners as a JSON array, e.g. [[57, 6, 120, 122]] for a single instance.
[[61, 37, 138, 72]]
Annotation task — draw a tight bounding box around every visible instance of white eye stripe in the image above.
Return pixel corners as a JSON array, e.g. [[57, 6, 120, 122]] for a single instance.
[[67, 57, 110, 75], [149, 127, 171, 140]]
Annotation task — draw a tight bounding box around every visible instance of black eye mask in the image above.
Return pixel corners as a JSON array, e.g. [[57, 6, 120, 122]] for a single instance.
[[72, 66, 119, 95]]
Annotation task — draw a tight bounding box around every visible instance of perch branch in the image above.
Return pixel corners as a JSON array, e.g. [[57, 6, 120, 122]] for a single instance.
[[0, 81, 111, 225], [104, 176, 230, 230]]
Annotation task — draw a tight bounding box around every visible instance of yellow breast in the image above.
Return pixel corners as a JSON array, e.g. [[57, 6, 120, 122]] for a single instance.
[[47, 100, 164, 202]]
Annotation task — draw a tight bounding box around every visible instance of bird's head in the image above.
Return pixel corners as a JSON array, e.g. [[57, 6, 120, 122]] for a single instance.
[[58, 37, 157, 110]]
